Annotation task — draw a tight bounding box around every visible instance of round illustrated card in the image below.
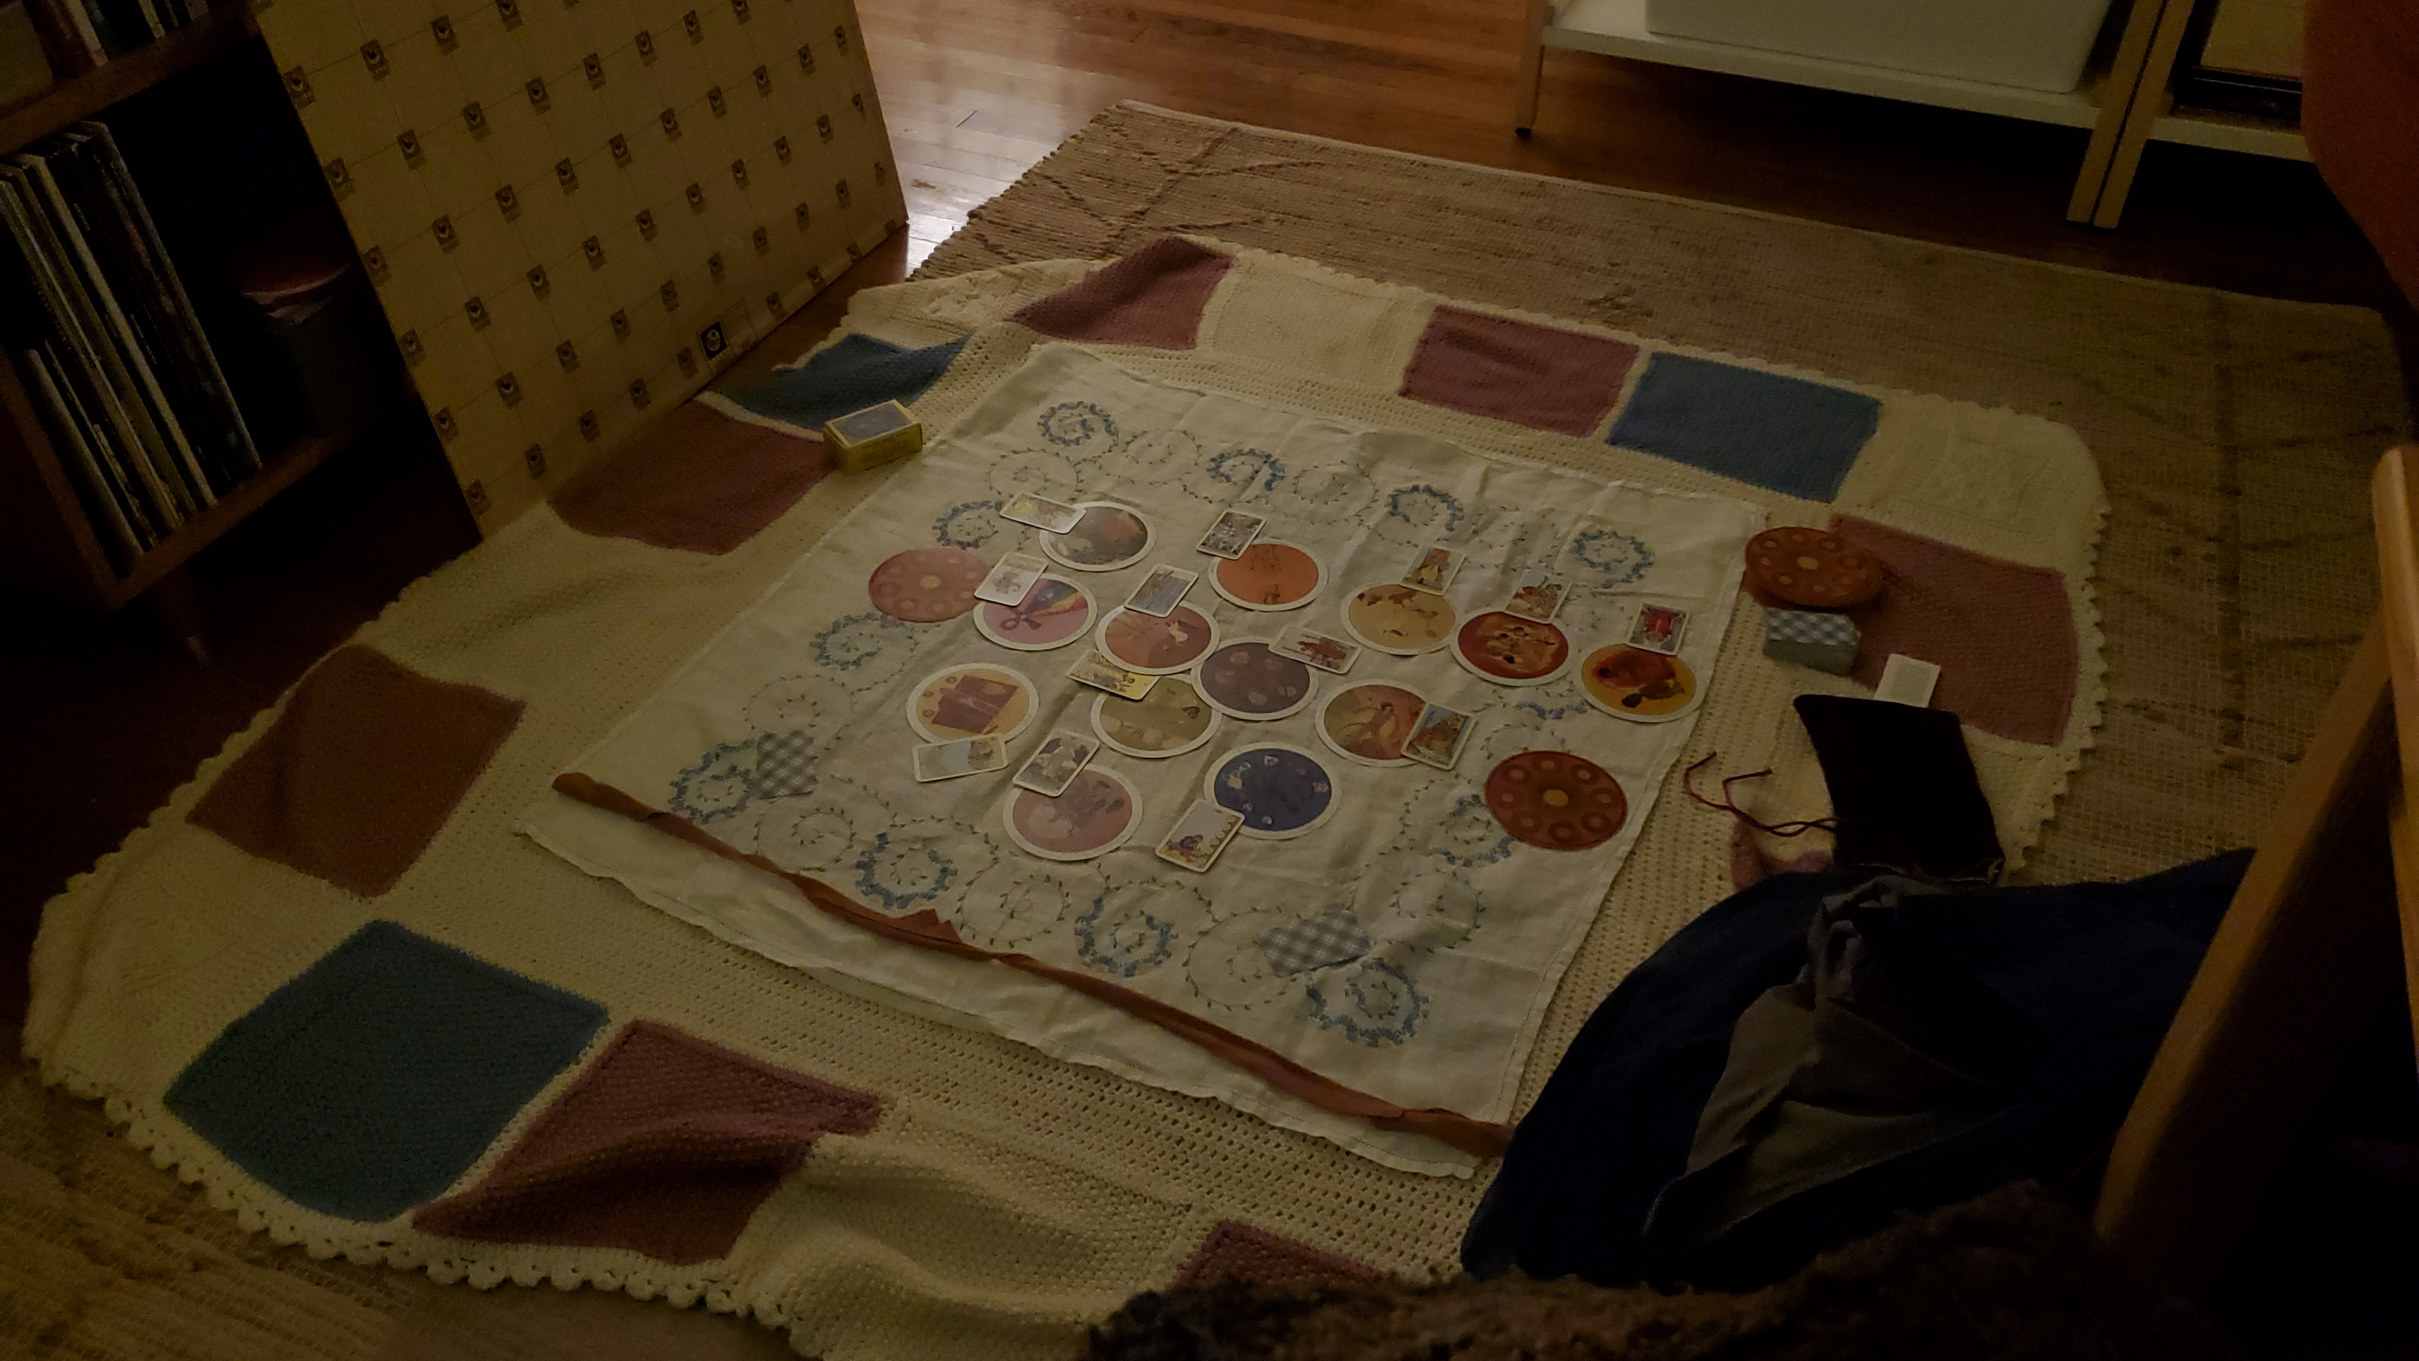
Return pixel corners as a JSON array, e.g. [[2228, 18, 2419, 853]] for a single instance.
[[905, 663, 1038, 742], [1040, 501, 1153, 572], [1097, 604, 1220, 674], [1316, 683, 1424, 766], [974, 575, 1095, 651], [1579, 644, 1700, 721], [1004, 766, 1141, 861], [1744, 526, 1884, 608], [868, 546, 988, 623], [1484, 750, 1628, 851], [1197, 641, 1318, 721], [1453, 611, 1573, 686], [1091, 675, 1221, 759], [1206, 743, 1338, 839], [1342, 582, 1457, 656], [1212, 541, 1324, 611]]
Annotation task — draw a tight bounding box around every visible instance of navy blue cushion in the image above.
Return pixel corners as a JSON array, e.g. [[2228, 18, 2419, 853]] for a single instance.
[[716, 333, 967, 433]]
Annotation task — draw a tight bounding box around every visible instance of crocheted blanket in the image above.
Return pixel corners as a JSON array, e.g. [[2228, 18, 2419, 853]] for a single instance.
[[24, 237, 2106, 1356]]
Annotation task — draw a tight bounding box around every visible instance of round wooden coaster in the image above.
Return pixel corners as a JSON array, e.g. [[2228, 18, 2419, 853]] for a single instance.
[[1484, 750, 1627, 851], [1743, 527, 1883, 608], [868, 546, 989, 622]]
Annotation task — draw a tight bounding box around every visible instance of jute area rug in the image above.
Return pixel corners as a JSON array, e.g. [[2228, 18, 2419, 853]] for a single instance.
[[3, 103, 2406, 1360]]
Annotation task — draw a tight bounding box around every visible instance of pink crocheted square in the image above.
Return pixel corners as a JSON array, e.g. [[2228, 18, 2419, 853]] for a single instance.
[[1170, 1221, 1382, 1291], [550, 403, 825, 554], [413, 1021, 880, 1264], [1834, 517, 2079, 746], [1400, 306, 1639, 436], [187, 647, 522, 897], [1010, 236, 1232, 348]]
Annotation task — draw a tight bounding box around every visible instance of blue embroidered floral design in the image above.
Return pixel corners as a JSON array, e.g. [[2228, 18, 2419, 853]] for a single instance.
[[1568, 527, 1654, 585], [1308, 959, 1426, 1045], [1515, 692, 1596, 722], [1038, 401, 1118, 446], [812, 611, 903, 671], [855, 832, 954, 912], [1206, 447, 1286, 494], [669, 741, 756, 823], [933, 499, 1007, 548], [1432, 793, 1515, 868], [1074, 896, 1174, 978], [1386, 484, 1463, 536]]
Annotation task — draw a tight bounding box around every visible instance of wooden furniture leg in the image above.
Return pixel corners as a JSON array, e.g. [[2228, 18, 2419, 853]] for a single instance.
[[2369, 446, 2419, 1060], [1515, 0, 1550, 135], [2066, 0, 2181, 222], [2091, 0, 2204, 227], [2094, 618, 2406, 1292]]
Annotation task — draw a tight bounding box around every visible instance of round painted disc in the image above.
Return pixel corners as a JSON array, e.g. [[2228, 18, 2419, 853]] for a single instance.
[[1206, 743, 1338, 839], [1197, 641, 1317, 720], [1040, 502, 1153, 571], [1316, 683, 1423, 765], [1744, 526, 1883, 608], [1342, 583, 1457, 656], [1004, 766, 1140, 861], [1579, 644, 1699, 721], [905, 663, 1037, 742], [1484, 750, 1627, 851], [868, 546, 988, 622], [974, 576, 1094, 651], [1212, 541, 1324, 611], [1090, 676, 1220, 758], [1098, 604, 1220, 674], [1453, 611, 1573, 685]]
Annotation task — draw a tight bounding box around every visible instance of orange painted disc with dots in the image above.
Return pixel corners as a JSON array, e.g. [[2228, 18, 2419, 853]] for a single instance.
[[1743, 527, 1883, 608], [1484, 750, 1628, 851]]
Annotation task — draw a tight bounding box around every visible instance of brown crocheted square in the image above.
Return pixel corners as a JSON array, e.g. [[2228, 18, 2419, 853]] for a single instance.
[[550, 403, 825, 554], [1171, 1221, 1382, 1291], [187, 647, 522, 897], [413, 1020, 881, 1264], [1400, 306, 1639, 436], [1011, 236, 1232, 349]]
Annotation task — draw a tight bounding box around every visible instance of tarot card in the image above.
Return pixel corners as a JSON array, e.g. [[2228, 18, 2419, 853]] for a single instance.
[[913, 735, 1006, 782], [1876, 653, 1942, 707], [1124, 565, 1198, 617], [1402, 702, 1474, 771], [1001, 492, 1083, 533], [1066, 649, 1158, 700], [1628, 603, 1689, 655], [975, 552, 1047, 606], [1400, 544, 1461, 594], [1505, 573, 1566, 622], [1155, 798, 1246, 873], [1196, 509, 1266, 559], [1012, 728, 1101, 797], [1272, 625, 1361, 675]]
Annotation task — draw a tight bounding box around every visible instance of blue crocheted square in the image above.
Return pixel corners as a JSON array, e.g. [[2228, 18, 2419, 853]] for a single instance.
[[1608, 354, 1880, 502], [716, 333, 967, 434], [164, 922, 606, 1222]]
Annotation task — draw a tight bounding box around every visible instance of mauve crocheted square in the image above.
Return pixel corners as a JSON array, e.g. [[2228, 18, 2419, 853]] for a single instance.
[[1011, 236, 1231, 349], [1400, 305, 1639, 436]]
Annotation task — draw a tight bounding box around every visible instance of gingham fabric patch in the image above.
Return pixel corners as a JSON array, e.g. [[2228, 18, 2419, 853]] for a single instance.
[[1762, 609, 1858, 646], [748, 731, 822, 799], [1256, 908, 1372, 977]]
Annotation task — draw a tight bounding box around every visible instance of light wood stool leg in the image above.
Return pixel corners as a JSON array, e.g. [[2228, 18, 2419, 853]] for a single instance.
[[1515, 0, 1550, 135]]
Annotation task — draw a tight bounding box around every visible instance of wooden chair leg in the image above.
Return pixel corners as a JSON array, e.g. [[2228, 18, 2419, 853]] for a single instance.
[[1515, 0, 1550, 134], [2094, 619, 2408, 1292], [2066, 0, 2177, 223]]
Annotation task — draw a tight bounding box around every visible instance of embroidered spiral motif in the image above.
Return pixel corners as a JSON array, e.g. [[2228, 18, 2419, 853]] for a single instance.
[[1565, 527, 1655, 586], [933, 499, 1007, 549], [1431, 792, 1517, 868], [811, 611, 904, 672], [1074, 895, 1175, 978], [1308, 959, 1427, 1045], [854, 831, 956, 912], [1038, 400, 1118, 447], [669, 741, 756, 823], [1206, 447, 1286, 494], [1385, 484, 1463, 537]]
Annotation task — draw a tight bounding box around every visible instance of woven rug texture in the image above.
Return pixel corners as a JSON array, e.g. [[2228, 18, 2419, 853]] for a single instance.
[[5, 104, 2409, 1361]]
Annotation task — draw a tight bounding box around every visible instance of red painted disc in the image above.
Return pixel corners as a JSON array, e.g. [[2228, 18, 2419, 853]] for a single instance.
[[869, 546, 988, 622], [1743, 527, 1883, 608], [1484, 750, 1628, 851]]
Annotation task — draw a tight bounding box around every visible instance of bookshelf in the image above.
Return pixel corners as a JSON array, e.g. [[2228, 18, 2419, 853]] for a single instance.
[[0, 7, 388, 658]]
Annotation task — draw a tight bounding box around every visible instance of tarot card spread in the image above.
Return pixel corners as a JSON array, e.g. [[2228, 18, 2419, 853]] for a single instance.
[[537, 344, 1760, 1159]]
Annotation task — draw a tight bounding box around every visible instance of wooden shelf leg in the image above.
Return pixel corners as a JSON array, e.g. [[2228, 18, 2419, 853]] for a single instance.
[[147, 563, 210, 665], [1515, 0, 1549, 135]]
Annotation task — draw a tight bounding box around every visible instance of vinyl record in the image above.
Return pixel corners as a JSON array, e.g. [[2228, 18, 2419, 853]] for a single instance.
[[1004, 766, 1141, 861], [1744, 526, 1883, 608], [1484, 750, 1627, 851], [1196, 641, 1318, 721], [868, 546, 988, 622], [1579, 644, 1699, 721], [1097, 604, 1220, 674], [905, 664, 1038, 742], [1341, 582, 1457, 656], [1040, 501, 1153, 572], [1315, 683, 1424, 766], [1090, 676, 1222, 759], [974, 576, 1095, 651], [1212, 541, 1324, 611], [1205, 743, 1338, 839], [1452, 611, 1573, 686]]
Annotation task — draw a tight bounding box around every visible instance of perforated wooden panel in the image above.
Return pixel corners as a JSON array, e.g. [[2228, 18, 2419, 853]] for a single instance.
[[260, 0, 905, 528]]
